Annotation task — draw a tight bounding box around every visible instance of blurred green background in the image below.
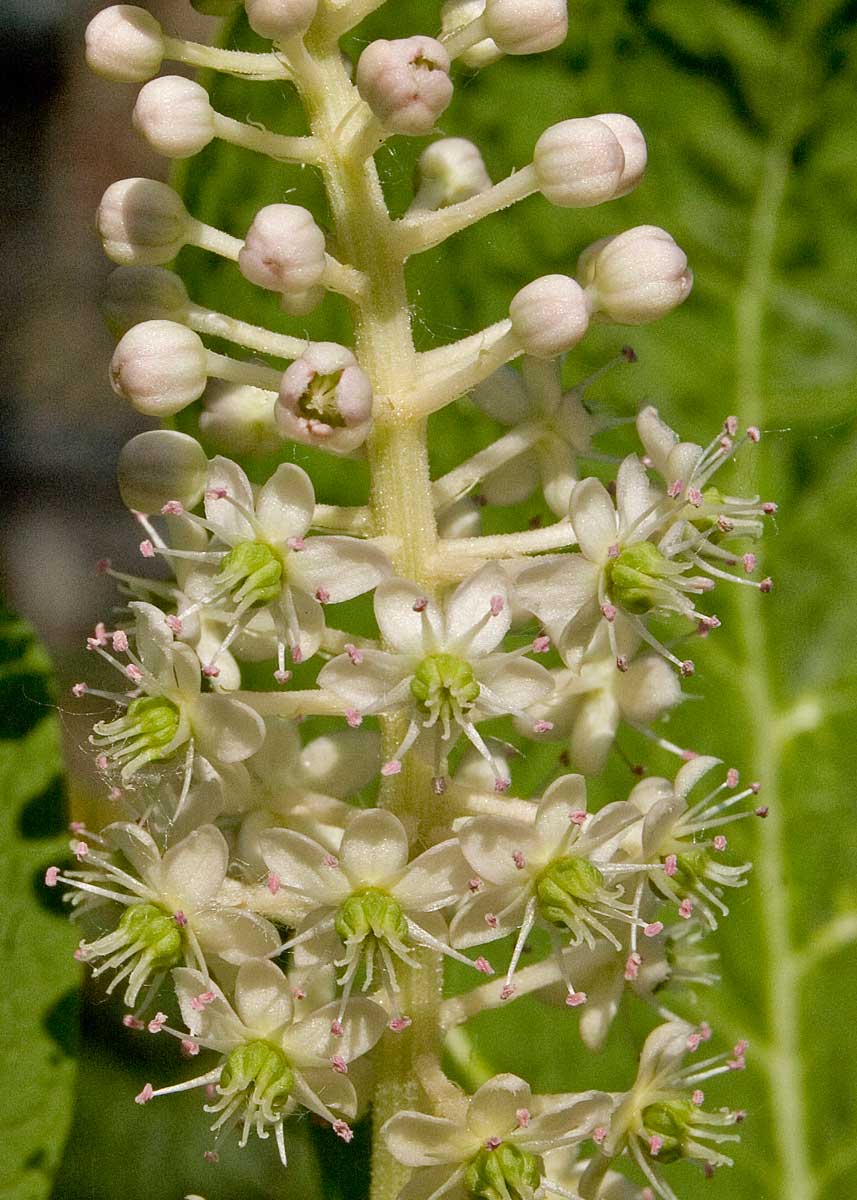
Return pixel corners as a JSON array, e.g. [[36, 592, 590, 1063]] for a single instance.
[[3, 2, 857, 1199]]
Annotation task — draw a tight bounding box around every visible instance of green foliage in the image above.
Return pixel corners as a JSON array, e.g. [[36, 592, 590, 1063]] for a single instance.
[[0, 608, 78, 1199], [64, 2, 857, 1199]]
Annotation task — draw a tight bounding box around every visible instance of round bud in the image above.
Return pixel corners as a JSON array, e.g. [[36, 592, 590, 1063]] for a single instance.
[[199, 382, 282, 456], [578, 226, 692, 326], [117, 430, 209, 513], [244, 0, 318, 40], [102, 266, 190, 337], [238, 205, 327, 316], [133, 76, 216, 159], [592, 112, 647, 197], [97, 178, 190, 267], [484, 0, 568, 55], [85, 5, 165, 83], [533, 117, 625, 208], [441, 1, 502, 69], [110, 321, 208, 416], [356, 37, 453, 136], [509, 275, 590, 358], [275, 343, 373, 455], [412, 138, 492, 211]]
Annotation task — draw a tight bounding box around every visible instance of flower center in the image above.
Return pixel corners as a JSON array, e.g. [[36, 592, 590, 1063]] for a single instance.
[[410, 653, 481, 727], [603, 541, 673, 614], [535, 855, 605, 930], [300, 369, 349, 426], [464, 1144, 542, 1200], [642, 1098, 696, 1164], [91, 696, 181, 776], [218, 541, 284, 609], [119, 902, 184, 969], [334, 887, 409, 947], [219, 1040, 295, 1115]]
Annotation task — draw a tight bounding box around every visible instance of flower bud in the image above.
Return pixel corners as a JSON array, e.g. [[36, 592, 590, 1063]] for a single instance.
[[441, 1, 502, 69], [199, 382, 281, 456], [592, 112, 647, 197], [110, 320, 208, 416], [484, 0, 568, 55], [245, 0, 318, 40], [578, 225, 693, 325], [275, 343, 373, 455], [102, 266, 190, 337], [533, 117, 626, 208], [412, 138, 492, 211], [238, 205, 327, 317], [356, 37, 453, 136], [97, 178, 189, 267], [117, 430, 209, 513], [133, 76, 216, 159], [85, 5, 165, 83], [509, 275, 590, 359]]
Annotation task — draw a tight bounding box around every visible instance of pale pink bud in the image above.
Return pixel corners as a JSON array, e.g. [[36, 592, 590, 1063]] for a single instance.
[[579, 225, 693, 325], [200, 382, 282, 456], [245, 0, 318, 40], [509, 275, 591, 359], [356, 37, 453, 136], [412, 138, 492, 211], [118, 429, 209, 514], [238, 205, 327, 317], [133, 76, 216, 160], [441, 1, 502, 69], [85, 6, 165, 83], [276, 343, 373, 455], [592, 112, 647, 197], [484, 0, 568, 55], [102, 266, 190, 338], [97, 178, 189, 267], [534, 117, 626, 208], [110, 320, 207, 416]]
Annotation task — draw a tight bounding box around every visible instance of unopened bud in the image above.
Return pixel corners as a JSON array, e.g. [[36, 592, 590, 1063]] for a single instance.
[[118, 430, 208, 513], [238, 205, 326, 317], [97, 178, 189, 267], [356, 37, 453, 136], [412, 138, 492, 211], [200, 382, 281, 456], [110, 321, 207, 416], [510, 275, 590, 359], [245, 0, 318, 40], [276, 343, 372, 455], [102, 266, 190, 337], [133, 76, 216, 159], [579, 225, 693, 326], [534, 117, 627, 208], [592, 112, 648, 197], [441, 1, 502, 69], [85, 5, 164, 83], [484, 0, 568, 55]]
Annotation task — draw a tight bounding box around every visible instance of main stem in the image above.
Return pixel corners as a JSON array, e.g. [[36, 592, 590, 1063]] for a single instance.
[[298, 37, 443, 1200]]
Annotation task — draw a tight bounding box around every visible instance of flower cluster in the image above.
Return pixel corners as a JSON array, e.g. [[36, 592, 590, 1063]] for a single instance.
[[61, 2, 772, 1196]]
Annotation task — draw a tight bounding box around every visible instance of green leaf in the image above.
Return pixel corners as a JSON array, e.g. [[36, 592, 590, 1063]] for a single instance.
[[0, 607, 78, 1199]]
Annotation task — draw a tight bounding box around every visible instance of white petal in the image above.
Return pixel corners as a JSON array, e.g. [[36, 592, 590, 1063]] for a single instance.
[[398, 1166, 465, 1200], [449, 885, 526, 948], [292, 537, 391, 603], [578, 961, 625, 1052], [538, 434, 578, 517], [319, 650, 412, 713], [170, 642, 202, 696], [194, 623, 241, 693], [616, 454, 654, 533], [557, 599, 601, 670], [161, 824, 228, 909], [192, 695, 266, 764], [393, 841, 471, 912], [467, 1074, 532, 1139], [476, 655, 554, 714], [282, 586, 325, 663], [570, 690, 621, 775], [194, 907, 280, 963], [260, 827, 350, 905], [536, 775, 588, 850], [284, 998, 387, 1065], [204, 456, 255, 543], [172, 967, 243, 1050], [256, 462, 315, 542], [472, 364, 532, 425], [233, 958, 293, 1034], [458, 818, 540, 885], [297, 1068, 357, 1119], [382, 1112, 476, 1167], [674, 754, 722, 799], [300, 728, 380, 797], [635, 405, 677, 476], [570, 477, 618, 562], [515, 556, 600, 636], [103, 821, 162, 883], [445, 564, 512, 657], [130, 602, 174, 679], [637, 1020, 695, 1082], [339, 809, 409, 887], [374, 578, 442, 655], [247, 717, 302, 790], [617, 654, 681, 724], [482, 453, 540, 507], [522, 1091, 611, 1151]]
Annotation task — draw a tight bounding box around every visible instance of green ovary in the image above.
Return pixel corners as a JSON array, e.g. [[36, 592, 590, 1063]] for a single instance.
[[119, 903, 183, 969], [92, 696, 181, 774], [410, 653, 480, 724], [218, 541, 283, 608], [335, 887, 408, 946], [536, 856, 604, 929], [301, 370, 348, 425], [220, 1040, 295, 1112], [603, 541, 671, 614], [464, 1144, 542, 1200], [643, 1098, 696, 1164]]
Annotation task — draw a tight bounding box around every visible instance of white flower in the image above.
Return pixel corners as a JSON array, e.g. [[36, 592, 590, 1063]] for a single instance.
[[49, 823, 279, 1008], [260, 808, 484, 1028], [138, 958, 386, 1163], [451, 776, 651, 1003], [84, 601, 265, 779], [601, 1021, 746, 1200], [319, 565, 553, 785], [382, 1073, 609, 1200]]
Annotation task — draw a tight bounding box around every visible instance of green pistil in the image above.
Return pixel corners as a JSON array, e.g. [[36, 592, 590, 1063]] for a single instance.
[[643, 1098, 697, 1164], [335, 887, 408, 946], [535, 855, 604, 929], [603, 541, 671, 614], [119, 903, 182, 969], [220, 1040, 295, 1112], [218, 540, 283, 608], [464, 1144, 542, 1200], [301, 370, 348, 426], [410, 653, 480, 717]]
